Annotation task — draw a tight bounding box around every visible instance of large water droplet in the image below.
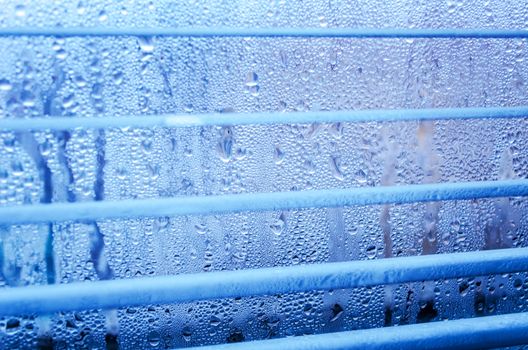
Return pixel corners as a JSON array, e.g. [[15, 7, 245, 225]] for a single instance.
[[330, 156, 344, 181], [0, 79, 12, 91], [270, 212, 286, 235], [138, 37, 155, 53], [182, 327, 192, 342], [209, 315, 221, 327], [20, 90, 36, 107], [5, 319, 20, 334], [14, 5, 26, 17], [274, 146, 285, 165], [330, 304, 344, 322], [147, 330, 161, 347], [366, 245, 377, 259], [245, 72, 259, 96], [98, 10, 108, 21]]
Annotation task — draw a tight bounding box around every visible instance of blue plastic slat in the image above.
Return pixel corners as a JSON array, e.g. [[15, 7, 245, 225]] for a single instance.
[[0, 27, 527, 38], [185, 312, 528, 350], [0, 248, 526, 315], [0, 180, 526, 225], [0, 106, 527, 131]]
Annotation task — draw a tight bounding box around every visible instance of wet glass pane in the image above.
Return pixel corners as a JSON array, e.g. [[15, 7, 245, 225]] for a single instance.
[[0, 1, 527, 349]]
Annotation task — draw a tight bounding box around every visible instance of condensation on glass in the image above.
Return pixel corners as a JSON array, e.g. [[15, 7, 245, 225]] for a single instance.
[[0, 0, 528, 349]]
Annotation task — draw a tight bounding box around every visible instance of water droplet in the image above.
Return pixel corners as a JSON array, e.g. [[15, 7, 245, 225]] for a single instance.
[[138, 37, 155, 53], [354, 168, 368, 184], [279, 50, 288, 67], [245, 72, 259, 96], [328, 122, 344, 139], [195, 223, 207, 235], [274, 146, 285, 165], [330, 156, 344, 181], [147, 330, 161, 347], [303, 303, 313, 315], [459, 281, 469, 297], [5, 319, 20, 334], [62, 93, 75, 109], [330, 304, 344, 322], [113, 72, 124, 85], [451, 220, 461, 232], [318, 15, 328, 27], [0, 79, 12, 91], [209, 315, 221, 327], [98, 10, 108, 22], [74, 75, 87, 87], [77, 1, 86, 15], [14, 5, 26, 17], [39, 139, 52, 156], [184, 104, 194, 113], [11, 160, 24, 176], [56, 48, 67, 60], [182, 327, 192, 342], [116, 167, 128, 180], [245, 72, 258, 87], [270, 212, 286, 236], [20, 90, 36, 107], [303, 159, 316, 174], [366, 245, 377, 259], [447, 1, 456, 14], [217, 127, 234, 162], [513, 279, 523, 290], [227, 329, 245, 343]]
